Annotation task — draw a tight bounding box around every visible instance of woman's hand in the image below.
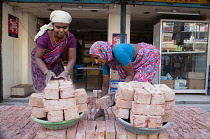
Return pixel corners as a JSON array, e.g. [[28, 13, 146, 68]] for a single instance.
[[45, 70, 56, 84], [57, 71, 71, 81]]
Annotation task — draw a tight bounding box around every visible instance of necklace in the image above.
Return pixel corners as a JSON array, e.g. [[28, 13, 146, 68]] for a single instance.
[[53, 32, 57, 44], [52, 32, 66, 44]]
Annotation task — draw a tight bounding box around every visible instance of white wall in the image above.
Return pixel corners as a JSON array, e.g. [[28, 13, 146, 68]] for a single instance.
[[108, 13, 130, 43], [2, 3, 36, 98]]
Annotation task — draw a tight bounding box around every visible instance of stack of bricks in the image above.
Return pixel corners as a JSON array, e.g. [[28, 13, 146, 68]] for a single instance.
[[29, 80, 88, 122], [115, 81, 175, 129]]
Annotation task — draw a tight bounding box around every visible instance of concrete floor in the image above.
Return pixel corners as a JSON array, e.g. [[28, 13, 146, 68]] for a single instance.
[[1, 77, 210, 112]]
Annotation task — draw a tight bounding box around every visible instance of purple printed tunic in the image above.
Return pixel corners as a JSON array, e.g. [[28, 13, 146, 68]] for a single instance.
[[31, 31, 76, 91]]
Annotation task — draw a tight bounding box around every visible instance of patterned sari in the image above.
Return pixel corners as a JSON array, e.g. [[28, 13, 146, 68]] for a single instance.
[[31, 32, 72, 91], [90, 41, 160, 83]]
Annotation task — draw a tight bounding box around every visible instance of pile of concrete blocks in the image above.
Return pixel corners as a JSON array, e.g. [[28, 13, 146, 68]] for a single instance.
[[115, 81, 175, 129], [29, 80, 88, 122]]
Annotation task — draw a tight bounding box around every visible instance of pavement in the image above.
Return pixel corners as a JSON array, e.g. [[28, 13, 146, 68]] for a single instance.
[[1, 93, 210, 112], [175, 94, 210, 112]]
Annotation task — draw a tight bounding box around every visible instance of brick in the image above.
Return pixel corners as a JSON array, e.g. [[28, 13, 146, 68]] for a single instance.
[[21, 122, 40, 139], [107, 108, 116, 121], [132, 102, 149, 115], [111, 106, 116, 116], [59, 98, 77, 109], [43, 99, 61, 112], [164, 100, 175, 110], [89, 97, 97, 105], [86, 121, 96, 139], [141, 82, 155, 92], [97, 90, 102, 98], [129, 81, 143, 88], [149, 104, 165, 116], [93, 90, 98, 98], [115, 121, 127, 139], [95, 121, 105, 139], [59, 85, 75, 98], [116, 108, 129, 119], [81, 112, 88, 120], [64, 108, 79, 121], [98, 95, 114, 109], [47, 110, 63, 122], [95, 99, 101, 109], [31, 107, 46, 118], [132, 102, 165, 116], [45, 80, 59, 89], [150, 94, 165, 104], [148, 133, 158, 139], [74, 88, 88, 104], [130, 113, 148, 128], [154, 84, 175, 101], [104, 109, 109, 120], [106, 120, 116, 139], [43, 88, 59, 100], [118, 82, 134, 101], [77, 103, 88, 113], [147, 116, 163, 128], [76, 120, 88, 139], [164, 125, 180, 138], [59, 80, 73, 86], [127, 131, 137, 139], [159, 129, 170, 139], [67, 123, 78, 139], [87, 96, 90, 104], [116, 98, 132, 109], [162, 109, 173, 122], [35, 127, 66, 139], [88, 109, 97, 120], [134, 88, 151, 104], [29, 93, 44, 107], [137, 135, 148, 139]]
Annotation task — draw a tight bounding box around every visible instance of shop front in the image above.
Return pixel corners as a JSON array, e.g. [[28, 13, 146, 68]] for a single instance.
[[1, 0, 210, 99]]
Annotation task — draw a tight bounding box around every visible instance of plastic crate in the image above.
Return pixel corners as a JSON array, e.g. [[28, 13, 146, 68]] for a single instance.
[[110, 88, 118, 93], [110, 80, 119, 88]]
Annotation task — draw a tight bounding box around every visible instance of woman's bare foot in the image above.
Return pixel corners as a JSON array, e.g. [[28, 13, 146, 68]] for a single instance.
[[94, 109, 104, 120]]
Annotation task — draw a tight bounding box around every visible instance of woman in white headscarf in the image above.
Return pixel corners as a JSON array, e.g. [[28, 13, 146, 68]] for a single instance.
[[31, 10, 77, 91]]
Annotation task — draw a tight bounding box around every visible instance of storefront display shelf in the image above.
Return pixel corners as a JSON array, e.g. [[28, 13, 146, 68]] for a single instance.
[[153, 19, 209, 95]]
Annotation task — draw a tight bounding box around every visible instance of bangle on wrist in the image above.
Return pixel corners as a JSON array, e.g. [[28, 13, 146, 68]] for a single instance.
[[44, 70, 49, 76], [65, 70, 70, 75]]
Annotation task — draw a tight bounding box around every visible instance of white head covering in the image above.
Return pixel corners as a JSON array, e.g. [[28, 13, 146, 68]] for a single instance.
[[34, 10, 72, 41]]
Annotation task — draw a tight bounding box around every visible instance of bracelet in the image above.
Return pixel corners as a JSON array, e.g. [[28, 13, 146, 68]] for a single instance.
[[44, 70, 49, 76], [65, 70, 70, 75]]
